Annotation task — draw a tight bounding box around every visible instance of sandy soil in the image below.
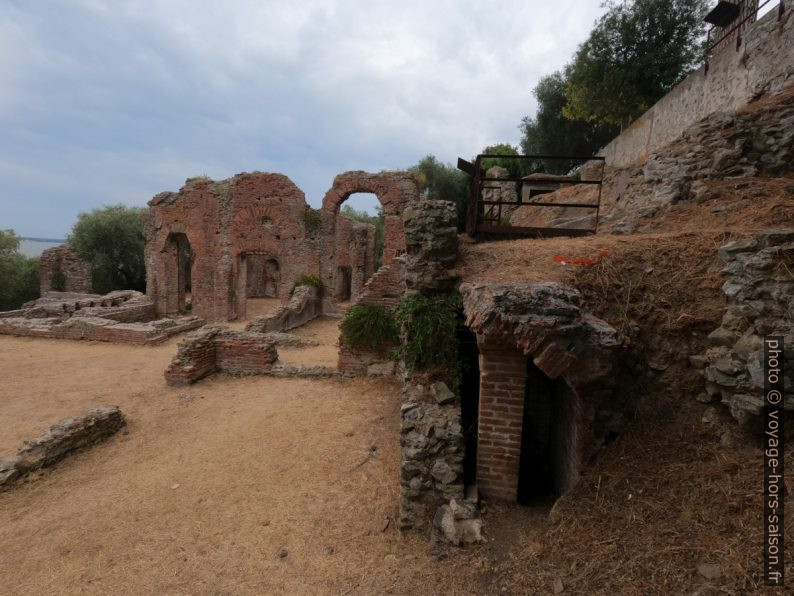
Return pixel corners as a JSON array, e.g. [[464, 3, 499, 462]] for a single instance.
[[0, 333, 479, 594], [277, 316, 342, 368]]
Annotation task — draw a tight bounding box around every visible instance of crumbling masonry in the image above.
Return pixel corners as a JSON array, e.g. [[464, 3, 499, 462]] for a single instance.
[[145, 170, 418, 322]]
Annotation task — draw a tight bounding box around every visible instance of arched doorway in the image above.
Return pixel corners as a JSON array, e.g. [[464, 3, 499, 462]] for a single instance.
[[320, 171, 417, 306], [162, 233, 192, 313]]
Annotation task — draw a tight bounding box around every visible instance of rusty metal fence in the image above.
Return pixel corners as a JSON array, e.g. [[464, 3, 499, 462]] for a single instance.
[[458, 154, 605, 239]]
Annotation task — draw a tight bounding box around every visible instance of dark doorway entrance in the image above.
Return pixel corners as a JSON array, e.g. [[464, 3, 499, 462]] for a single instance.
[[458, 323, 480, 486], [517, 360, 556, 503], [335, 265, 352, 301], [164, 233, 192, 313]]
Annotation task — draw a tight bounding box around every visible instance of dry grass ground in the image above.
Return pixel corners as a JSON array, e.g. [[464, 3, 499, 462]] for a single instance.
[[0, 322, 493, 595]]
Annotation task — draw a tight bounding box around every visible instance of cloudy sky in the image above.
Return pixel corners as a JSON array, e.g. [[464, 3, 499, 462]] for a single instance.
[[1, 0, 608, 238]]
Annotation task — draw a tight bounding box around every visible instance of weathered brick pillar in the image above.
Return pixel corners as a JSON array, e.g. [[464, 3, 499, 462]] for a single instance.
[[476, 335, 526, 502]]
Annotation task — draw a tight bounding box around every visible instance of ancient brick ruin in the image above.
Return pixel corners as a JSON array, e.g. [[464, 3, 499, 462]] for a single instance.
[[39, 245, 92, 294], [0, 405, 126, 491], [145, 170, 418, 322], [0, 291, 202, 344], [165, 325, 279, 385]]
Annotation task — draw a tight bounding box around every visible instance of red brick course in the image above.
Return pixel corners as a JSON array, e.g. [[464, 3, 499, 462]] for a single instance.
[[164, 325, 278, 385], [475, 337, 527, 501]]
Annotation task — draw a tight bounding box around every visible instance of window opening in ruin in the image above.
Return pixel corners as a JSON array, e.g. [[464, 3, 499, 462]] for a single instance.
[[457, 322, 480, 486], [517, 360, 557, 503], [336, 266, 352, 301]]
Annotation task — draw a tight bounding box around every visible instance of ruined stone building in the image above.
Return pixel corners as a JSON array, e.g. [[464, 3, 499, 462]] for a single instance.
[[39, 245, 92, 294], [144, 170, 418, 321]]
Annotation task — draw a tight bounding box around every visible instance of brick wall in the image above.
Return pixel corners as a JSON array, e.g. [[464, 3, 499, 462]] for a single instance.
[[146, 170, 417, 323], [475, 337, 527, 502], [165, 325, 278, 385], [39, 245, 92, 294], [0, 290, 203, 345]]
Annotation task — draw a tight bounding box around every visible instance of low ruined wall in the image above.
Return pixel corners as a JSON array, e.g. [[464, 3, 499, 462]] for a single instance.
[[245, 285, 321, 333], [165, 325, 278, 385], [692, 229, 794, 425], [0, 406, 125, 491], [39, 245, 92, 294], [0, 291, 202, 345], [601, 8, 794, 167]]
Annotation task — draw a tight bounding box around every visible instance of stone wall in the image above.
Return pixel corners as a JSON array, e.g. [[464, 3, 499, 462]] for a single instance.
[[0, 406, 125, 491], [165, 325, 278, 385], [601, 7, 793, 167], [399, 382, 468, 532], [692, 229, 794, 425], [397, 199, 470, 534], [39, 245, 92, 294], [403, 200, 459, 294]]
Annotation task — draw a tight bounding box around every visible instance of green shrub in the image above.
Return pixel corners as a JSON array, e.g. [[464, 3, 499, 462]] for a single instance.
[[394, 292, 461, 386], [340, 304, 399, 351], [289, 274, 324, 296], [0, 230, 40, 311]]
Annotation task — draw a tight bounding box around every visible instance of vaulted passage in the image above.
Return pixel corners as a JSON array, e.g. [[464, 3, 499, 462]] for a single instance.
[[515, 359, 586, 502], [474, 336, 585, 504]]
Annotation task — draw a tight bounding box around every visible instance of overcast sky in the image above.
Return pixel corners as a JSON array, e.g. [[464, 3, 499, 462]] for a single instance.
[[1, 0, 608, 237]]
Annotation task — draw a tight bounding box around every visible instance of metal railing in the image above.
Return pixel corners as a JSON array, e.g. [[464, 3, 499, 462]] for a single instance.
[[705, 0, 785, 73], [459, 154, 606, 239]]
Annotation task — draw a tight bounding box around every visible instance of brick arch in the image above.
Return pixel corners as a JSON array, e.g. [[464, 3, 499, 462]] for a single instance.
[[321, 170, 416, 217], [461, 282, 627, 503], [320, 171, 419, 286]]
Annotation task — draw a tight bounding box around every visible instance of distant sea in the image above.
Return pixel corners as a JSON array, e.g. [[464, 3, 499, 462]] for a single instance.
[[19, 238, 65, 258]]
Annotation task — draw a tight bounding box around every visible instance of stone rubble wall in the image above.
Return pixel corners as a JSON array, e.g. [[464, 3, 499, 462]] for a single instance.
[[592, 82, 794, 234], [400, 382, 467, 530], [165, 325, 278, 385], [0, 291, 203, 344], [245, 285, 321, 334], [39, 245, 92, 294], [512, 81, 794, 234], [403, 200, 459, 294], [0, 406, 126, 491], [397, 198, 473, 536], [601, 7, 794, 167], [692, 229, 794, 425]]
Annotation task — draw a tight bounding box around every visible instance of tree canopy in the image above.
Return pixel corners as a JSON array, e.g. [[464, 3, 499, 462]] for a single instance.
[[564, 0, 709, 127], [409, 155, 469, 231], [0, 230, 39, 311], [520, 71, 618, 172], [68, 204, 147, 294]]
